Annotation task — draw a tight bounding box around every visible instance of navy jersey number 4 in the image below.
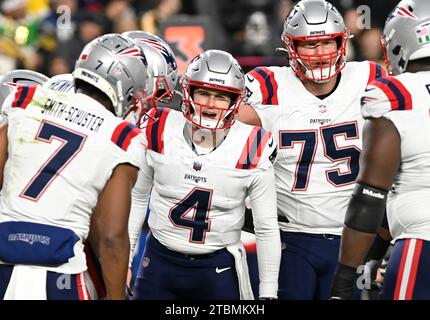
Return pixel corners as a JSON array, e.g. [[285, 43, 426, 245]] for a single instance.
[[169, 187, 213, 243], [280, 122, 360, 191], [20, 121, 87, 201]]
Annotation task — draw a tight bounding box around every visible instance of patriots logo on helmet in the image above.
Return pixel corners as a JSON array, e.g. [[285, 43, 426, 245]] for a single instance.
[[119, 46, 148, 67], [387, 5, 418, 23], [140, 39, 177, 71], [285, 7, 298, 25]]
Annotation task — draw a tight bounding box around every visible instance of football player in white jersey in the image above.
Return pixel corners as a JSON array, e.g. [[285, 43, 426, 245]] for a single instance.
[[237, 0, 387, 299], [121, 31, 179, 291], [332, 0, 430, 300], [0, 34, 149, 300], [41, 32, 179, 299], [129, 50, 281, 300]]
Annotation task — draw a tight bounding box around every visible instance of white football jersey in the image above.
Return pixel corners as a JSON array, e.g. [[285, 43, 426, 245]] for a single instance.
[[362, 71, 430, 241], [130, 107, 281, 296], [0, 85, 145, 242], [245, 61, 387, 235]]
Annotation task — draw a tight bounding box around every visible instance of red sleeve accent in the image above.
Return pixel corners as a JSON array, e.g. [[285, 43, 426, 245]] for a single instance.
[[12, 85, 37, 109]]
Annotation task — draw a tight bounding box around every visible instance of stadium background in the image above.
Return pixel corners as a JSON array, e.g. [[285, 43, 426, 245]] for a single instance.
[[0, 0, 399, 298]]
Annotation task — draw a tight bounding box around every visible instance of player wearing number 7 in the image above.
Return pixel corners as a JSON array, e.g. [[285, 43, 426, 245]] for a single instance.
[[0, 34, 151, 300], [237, 0, 387, 299], [129, 50, 281, 300]]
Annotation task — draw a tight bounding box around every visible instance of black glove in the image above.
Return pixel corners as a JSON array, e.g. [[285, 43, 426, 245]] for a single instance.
[[331, 263, 357, 300]]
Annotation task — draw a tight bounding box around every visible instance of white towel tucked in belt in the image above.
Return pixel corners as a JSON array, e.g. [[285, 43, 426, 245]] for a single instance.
[[4, 265, 47, 300], [226, 242, 254, 300]]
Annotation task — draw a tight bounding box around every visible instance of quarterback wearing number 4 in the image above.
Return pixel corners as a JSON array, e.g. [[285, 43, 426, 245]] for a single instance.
[[238, 0, 387, 299], [129, 50, 281, 300]]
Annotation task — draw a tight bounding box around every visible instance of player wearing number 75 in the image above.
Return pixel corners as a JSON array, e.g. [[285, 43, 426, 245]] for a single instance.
[[237, 0, 387, 299], [128, 50, 281, 300], [0, 34, 151, 300]]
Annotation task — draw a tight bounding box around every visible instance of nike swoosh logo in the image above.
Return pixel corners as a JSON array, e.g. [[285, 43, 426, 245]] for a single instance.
[[365, 87, 376, 92], [215, 267, 231, 273], [246, 75, 254, 83], [268, 138, 274, 148]]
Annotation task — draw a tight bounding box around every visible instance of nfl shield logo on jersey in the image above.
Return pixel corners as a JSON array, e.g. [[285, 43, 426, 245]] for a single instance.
[[143, 256, 150, 268], [193, 161, 202, 171], [319, 104, 327, 113]]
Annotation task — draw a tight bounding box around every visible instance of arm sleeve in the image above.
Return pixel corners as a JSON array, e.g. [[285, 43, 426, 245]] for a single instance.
[[361, 76, 409, 119], [245, 70, 264, 107], [361, 86, 391, 119], [128, 155, 153, 266], [245, 67, 280, 131], [247, 142, 281, 299]]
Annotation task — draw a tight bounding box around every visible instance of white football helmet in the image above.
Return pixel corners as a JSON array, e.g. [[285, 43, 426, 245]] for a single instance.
[[73, 33, 150, 117], [281, 0, 350, 83], [382, 0, 430, 75], [181, 50, 245, 130], [122, 31, 178, 127]]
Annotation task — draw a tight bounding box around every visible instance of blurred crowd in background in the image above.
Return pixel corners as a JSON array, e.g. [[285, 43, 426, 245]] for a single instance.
[[0, 0, 399, 77]]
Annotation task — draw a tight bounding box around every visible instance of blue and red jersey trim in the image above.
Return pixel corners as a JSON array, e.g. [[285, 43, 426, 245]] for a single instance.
[[12, 85, 37, 109], [367, 61, 387, 84], [247, 67, 279, 105], [111, 121, 141, 151], [370, 76, 412, 111], [145, 107, 171, 154], [236, 127, 272, 169]]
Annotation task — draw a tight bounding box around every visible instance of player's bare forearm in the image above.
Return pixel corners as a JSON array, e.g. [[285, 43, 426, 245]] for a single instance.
[[0, 121, 8, 188], [339, 226, 376, 268], [378, 226, 392, 241], [338, 118, 399, 268], [236, 103, 262, 127], [94, 163, 138, 299], [99, 234, 130, 299]]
